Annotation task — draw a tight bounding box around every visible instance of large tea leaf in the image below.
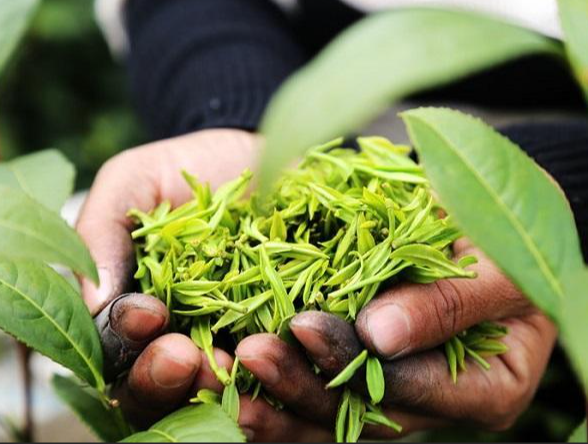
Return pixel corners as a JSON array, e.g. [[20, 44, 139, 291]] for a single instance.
[[0, 260, 103, 389], [121, 404, 245, 443], [0, 149, 75, 212], [0, 186, 97, 281], [401, 108, 585, 319], [0, 0, 39, 76], [259, 9, 560, 188], [569, 419, 587, 442], [561, 268, 588, 387], [558, 0, 588, 102], [52, 375, 130, 442]]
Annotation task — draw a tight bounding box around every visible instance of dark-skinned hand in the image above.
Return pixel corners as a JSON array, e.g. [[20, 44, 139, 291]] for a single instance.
[[78, 129, 556, 441]]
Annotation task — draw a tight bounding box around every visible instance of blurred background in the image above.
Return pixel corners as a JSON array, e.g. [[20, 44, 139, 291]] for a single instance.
[[0, 0, 585, 442], [0, 0, 145, 189]]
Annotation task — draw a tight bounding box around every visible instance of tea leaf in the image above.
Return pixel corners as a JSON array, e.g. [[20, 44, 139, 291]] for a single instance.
[[327, 350, 368, 389], [402, 107, 585, 319], [190, 389, 221, 405], [336, 389, 350, 443], [52, 375, 129, 442], [366, 356, 385, 404], [0, 0, 39, 76], [561, 269, 588, 388], [121, 404, 245, 442], [0, 186, 98, 282], [0, 260, 103, 389], [558, 0, 588, 102], [259, 9, 559, 188], [191, 318, 231, 385], [346, 392, 365, 443], [445, 340, 458, 383], [0, 150, 75, 212], [568, 419, 587, 443], [363, 404, 402, 433], [222, 359, 240, 422]]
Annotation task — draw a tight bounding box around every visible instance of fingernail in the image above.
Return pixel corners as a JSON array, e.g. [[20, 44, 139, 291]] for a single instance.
[[118, 307, 167, 342], [236, 355, 280, 386], [289, 319, 330, 359], [241, 427, 255, 441], [150, 349, 197, 389], [85, 268, 113, 315], [366, 304, 411, 358]]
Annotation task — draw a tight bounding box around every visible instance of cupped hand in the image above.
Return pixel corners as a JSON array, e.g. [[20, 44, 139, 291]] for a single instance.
[[78, 128, 332, 440], [93, 292, 330, 441], [236, 239, 557, 439]]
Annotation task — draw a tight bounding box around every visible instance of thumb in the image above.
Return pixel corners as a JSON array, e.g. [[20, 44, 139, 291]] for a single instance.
[[77, 150, 158, 315], [355, 238, 533, 359]]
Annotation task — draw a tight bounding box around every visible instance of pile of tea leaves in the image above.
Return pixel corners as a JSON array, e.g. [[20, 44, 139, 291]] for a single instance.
[[130, 136, 507, 442]]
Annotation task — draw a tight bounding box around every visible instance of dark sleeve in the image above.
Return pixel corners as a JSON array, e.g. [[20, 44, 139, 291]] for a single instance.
[[125, 0, 307, 139], [500, 120, 588, 261]]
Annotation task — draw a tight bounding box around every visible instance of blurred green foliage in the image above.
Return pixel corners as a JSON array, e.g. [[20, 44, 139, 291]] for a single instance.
[[0, 0, 145, 189]]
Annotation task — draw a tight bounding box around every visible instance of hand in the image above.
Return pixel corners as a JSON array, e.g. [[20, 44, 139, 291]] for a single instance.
[[78, 128, 332, 440], [235, 238, 557, 439], [76, 130, 255, 426]]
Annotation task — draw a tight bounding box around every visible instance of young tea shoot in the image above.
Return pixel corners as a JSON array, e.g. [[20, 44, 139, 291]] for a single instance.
[[130, 136, 507, 442]]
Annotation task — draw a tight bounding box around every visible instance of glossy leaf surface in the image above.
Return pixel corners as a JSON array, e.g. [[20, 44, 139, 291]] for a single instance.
[[402, 107, 585, 319], [0, 260, 103, 388], [0, 149, 75, 212], [121, 405, 245, 443], [0, 186, 98, 281], [259, 9, 559, 188], [52, 375, 128, 441]]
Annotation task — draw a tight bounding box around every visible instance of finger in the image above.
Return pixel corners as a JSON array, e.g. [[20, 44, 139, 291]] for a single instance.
[[77, 149, 159, 315], [239, 392, 446, 441], [78, 130, 258, 315], [94, 293, 169, 382], [296, 311, 556, 430], [236, 333, 341, 423], [112, 333, 201, 427], [236, 330, 447, 440], [192, 348, 234, 393], [356, 239, 534, 358], [290, 311, 363, 377], [238, 396, 332, 442]]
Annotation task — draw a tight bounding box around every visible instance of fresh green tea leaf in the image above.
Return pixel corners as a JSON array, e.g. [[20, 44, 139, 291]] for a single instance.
[[366, 356, 385, 404], [568, 419, 587, 443], [561, 268, 588, 388], [0, 186, 98, 282], [0, 150, 75, 212], [402, 107, 585, 319], [222, 359, 241, 422], [346, 391, 365, 443], [336, 389, 350, 443], [0, 260, 103, 388], [121, 404, 245, 443], [52, 375, 129, 442], [327, 350, 368, 389], [558, 0, 588, 102], [259, 9, 559, 188], [190, 389, 221, 405], [0, 0, 39, 76], [363, 404, 402, 433], [445, 340, 458, 383]]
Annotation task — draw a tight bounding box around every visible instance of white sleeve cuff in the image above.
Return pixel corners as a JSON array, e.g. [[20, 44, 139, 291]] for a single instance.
[[94, 0, 129, 58]]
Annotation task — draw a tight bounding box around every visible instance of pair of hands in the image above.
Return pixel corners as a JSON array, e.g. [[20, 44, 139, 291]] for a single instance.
[[77, 129, 557, 441]]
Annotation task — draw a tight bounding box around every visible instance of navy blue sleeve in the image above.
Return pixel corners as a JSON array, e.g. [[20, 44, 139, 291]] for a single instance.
[[125, 0, 307, 139], [501, 120, 588, 260]]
